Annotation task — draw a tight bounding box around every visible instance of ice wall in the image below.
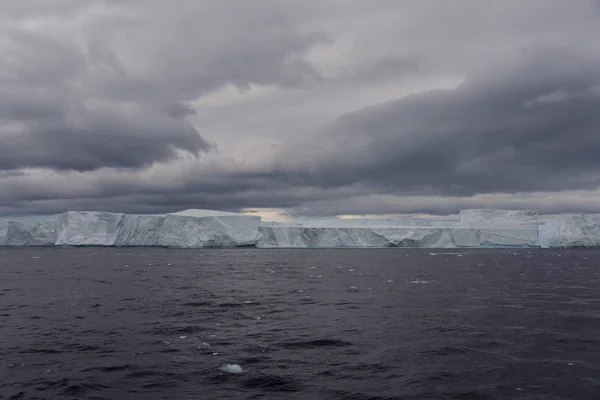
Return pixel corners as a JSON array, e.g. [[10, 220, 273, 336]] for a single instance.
[[4, 208, 600, 248], [538, 214, 600, 247], [0, 219, 56, 246], [257, 226, 538, 248], [152, 214, 260, 248], [114, 214, 164, 246], [0, 220, 7, 246], [56, 211, 124, 246], [55, 210, 261, 248]]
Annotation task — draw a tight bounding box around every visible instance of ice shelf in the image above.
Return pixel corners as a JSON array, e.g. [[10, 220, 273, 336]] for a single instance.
[[0, 208, 599, 248], [256, 226, 538, 248], [538, 214, 600, 248], [0, 219, 56, 246]]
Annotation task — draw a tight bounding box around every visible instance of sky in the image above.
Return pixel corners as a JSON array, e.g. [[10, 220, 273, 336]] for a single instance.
[[2, 0, 600, 219]]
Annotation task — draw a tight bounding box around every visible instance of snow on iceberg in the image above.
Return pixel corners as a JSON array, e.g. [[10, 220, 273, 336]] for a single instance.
[[0, 219, 56, 246], [538, 214, 600, 247]]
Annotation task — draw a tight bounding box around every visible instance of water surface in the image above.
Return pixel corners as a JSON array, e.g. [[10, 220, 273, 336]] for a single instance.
[[2, 248, 600, 399]]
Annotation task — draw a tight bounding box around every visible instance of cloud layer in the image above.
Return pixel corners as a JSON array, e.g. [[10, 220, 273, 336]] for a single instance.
[[2, 0, 600, 217]]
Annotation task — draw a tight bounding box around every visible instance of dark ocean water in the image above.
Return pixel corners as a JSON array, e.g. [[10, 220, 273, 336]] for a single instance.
[[2, 248, 600, 400]]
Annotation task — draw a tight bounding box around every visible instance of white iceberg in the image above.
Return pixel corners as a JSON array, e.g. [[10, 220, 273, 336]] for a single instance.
[[257, 209, 538, 248], [56, 211, 124, 246], [257, 226, 538, 248], [0, 219, 56, 246], [1, 208, 599, 248], [114, 214, 164, 247], [538, 214, 600, 247], [152, 213, 260, 248], [56, 209, 261, 248]]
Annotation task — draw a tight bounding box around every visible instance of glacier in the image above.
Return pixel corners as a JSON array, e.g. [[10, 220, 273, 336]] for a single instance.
[[0, 208, 599, 248]]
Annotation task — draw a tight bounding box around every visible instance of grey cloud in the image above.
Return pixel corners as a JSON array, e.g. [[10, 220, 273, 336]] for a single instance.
[[4, 0, 600, 217], [276, 50, 600, 199], [0, 0, 327, 172], [286, 192, 600, 218]]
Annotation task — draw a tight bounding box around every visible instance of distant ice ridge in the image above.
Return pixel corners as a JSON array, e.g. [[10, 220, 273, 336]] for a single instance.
[[3, 208, 600, 248], [538, 214, 600, 248], [266, 217, 460, 228]]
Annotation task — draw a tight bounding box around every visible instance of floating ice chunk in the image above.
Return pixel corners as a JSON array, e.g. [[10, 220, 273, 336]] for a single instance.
[[219, 364, 243, 374]]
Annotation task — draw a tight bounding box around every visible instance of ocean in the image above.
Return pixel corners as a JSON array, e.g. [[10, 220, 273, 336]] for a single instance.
[[1, 248, 600, 399]]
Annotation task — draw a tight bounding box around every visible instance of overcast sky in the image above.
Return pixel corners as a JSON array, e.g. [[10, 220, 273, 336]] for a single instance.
[[2, 0, 600, 218]]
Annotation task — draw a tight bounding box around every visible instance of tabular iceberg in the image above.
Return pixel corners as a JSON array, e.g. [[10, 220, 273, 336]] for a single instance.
[[257, 209, 538, 248], [55, 210, 261, 248], [256, 226, 538, 248], [0, 219, 56, 246], [2, 208, 600, 248], [538, 214, 600, 248], [56, 211, 124, 246]]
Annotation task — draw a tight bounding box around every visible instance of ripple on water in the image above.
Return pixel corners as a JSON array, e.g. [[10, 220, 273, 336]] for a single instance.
[[3, 248, 600, 399]]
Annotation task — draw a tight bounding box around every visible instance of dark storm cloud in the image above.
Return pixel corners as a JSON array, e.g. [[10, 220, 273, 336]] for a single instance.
[[3, 0, 600, 217], [0, 170, 355, 216], [0, 1, 327, 172], [279, 50, 600, 197]]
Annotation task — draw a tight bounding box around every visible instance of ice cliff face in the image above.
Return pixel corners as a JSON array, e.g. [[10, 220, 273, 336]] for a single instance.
[[256, 209, 537, 248], [538, 214, 600, 247], [0, 219, 56, 246], [1, 208, 600, 248], [55, 210, 261, 248], [56, 211, 124, 246], [256, 226, 538, 248]]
